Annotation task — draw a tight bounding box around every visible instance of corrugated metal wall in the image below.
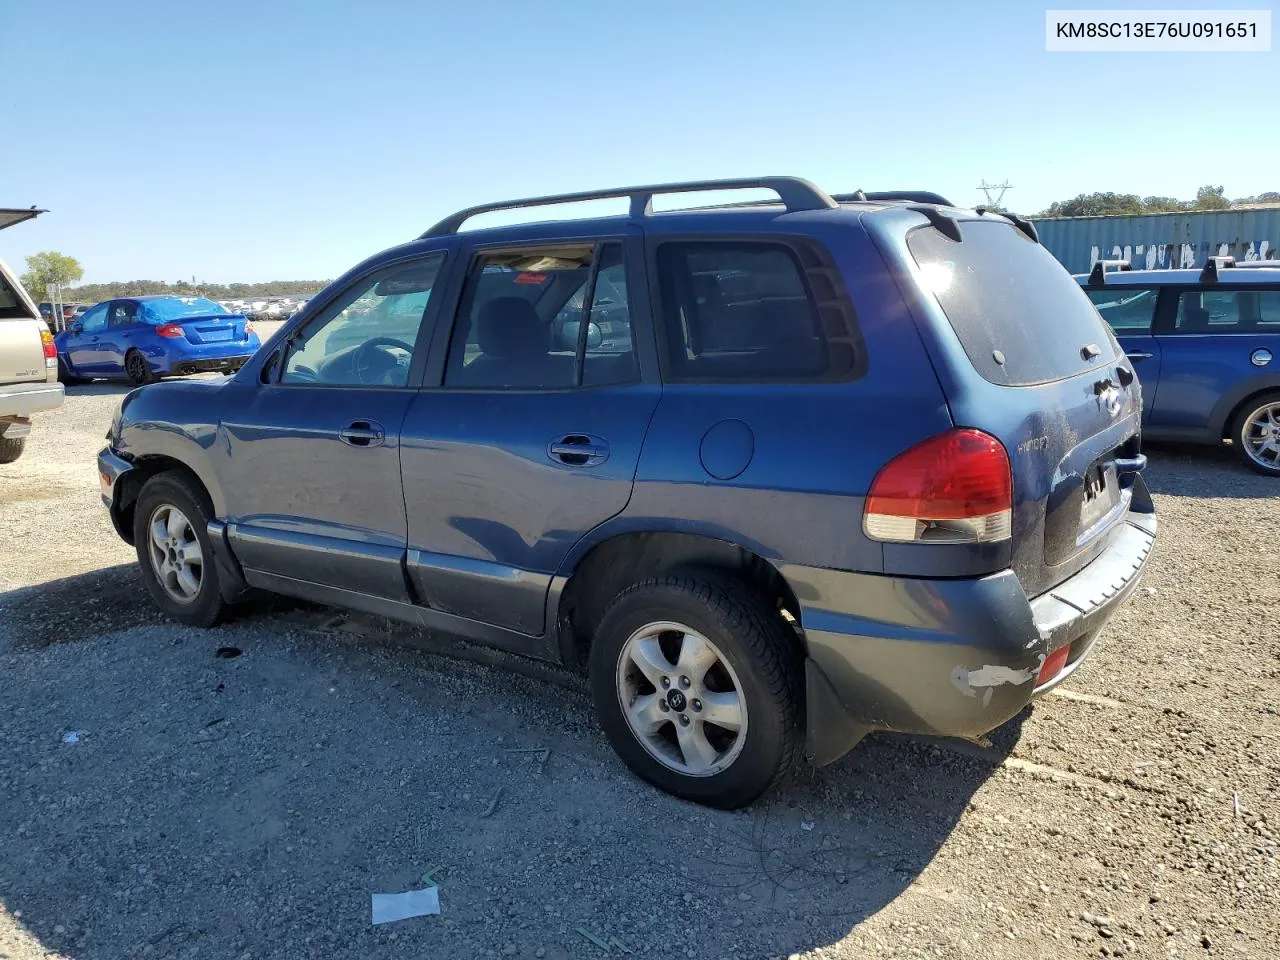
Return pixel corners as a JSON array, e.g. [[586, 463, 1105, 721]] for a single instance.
[[1032, 208, 1280, 274]]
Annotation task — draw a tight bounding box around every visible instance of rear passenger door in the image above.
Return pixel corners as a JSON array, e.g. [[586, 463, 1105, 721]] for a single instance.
[[398, 233, 659, 643], [1150, 286, 1280, 431], [1084, 285, 1162, 420]]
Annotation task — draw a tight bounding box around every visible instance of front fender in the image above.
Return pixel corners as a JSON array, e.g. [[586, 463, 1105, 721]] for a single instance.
[[114, 379, 230, 515]]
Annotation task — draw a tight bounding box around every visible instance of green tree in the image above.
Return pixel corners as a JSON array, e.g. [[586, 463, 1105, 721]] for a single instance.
[[1141, 196, 1184, 213], [1041, 192, 1146, 217], [20, 251, 84, 301], [1192, 185, 1230, 211]]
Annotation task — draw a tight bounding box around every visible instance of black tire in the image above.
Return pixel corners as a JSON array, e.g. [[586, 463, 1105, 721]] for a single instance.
[[589, 570, 803, 809], [133, 471, 227, 627], [57, 358, 84, 385], [125, 349, 155, 386], [1230, 391, 1280, 476], [0, 436, 25, 464]]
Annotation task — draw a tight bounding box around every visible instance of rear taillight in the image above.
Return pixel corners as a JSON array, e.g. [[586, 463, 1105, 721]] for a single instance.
[[1036, 644, 1071, 686], [39, 328, 56, 358], [156, 323, 185, 338], [864, 429, 1012, 543]]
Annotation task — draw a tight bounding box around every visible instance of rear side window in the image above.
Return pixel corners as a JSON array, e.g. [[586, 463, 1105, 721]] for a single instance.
[[0, 272, 33, 319], [908, 221, 1118, 386], [1085, 288, 1158, 333], [1175, 289, 1280, 332], [655, 241, 859, 382]]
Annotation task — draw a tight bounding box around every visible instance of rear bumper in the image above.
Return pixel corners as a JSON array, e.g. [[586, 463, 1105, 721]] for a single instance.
[[151, 339, 259, 374], [163, 355, 253, 376], [0, 381, 64, 417], [790, 479, 1157, 766], [98, 446, 135, 540]]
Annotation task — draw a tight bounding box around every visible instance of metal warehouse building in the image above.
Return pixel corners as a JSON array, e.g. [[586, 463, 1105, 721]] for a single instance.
[[1032, 207, 1280, 274]]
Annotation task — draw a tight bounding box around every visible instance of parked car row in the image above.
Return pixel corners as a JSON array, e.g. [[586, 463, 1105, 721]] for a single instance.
[[97, 177, 1158, 809], [219, 297, 311, 321]]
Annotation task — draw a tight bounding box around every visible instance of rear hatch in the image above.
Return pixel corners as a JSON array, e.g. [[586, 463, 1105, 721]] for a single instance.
[[0, 258, 48, 384], [902, 216, 1142, 597]]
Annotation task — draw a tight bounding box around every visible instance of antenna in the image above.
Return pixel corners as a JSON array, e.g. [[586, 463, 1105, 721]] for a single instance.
[[977, 179, 1013, 210]]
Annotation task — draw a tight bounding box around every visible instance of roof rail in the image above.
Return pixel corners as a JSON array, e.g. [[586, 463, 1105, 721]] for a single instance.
[[1227, 259, 1280, 268], [832, 190, 954, 206], [1088, 259, 1132, 285], [1200, 255, 1235, 282], [420, 177, 838, 237]]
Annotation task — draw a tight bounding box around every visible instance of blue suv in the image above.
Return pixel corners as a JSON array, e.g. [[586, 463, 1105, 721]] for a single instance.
[[1078, 258, 1280, 475], [97, 178, 1156, 807]]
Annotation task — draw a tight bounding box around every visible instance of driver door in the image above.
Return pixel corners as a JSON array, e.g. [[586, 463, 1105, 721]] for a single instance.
[[64, 302, 111, 374], [218, 251, 448, 602]]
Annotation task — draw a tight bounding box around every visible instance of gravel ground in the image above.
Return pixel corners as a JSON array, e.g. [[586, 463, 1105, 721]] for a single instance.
[[1, 388, 1277, 960]]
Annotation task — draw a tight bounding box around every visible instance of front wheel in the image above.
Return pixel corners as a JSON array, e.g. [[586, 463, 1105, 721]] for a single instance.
[[1231, 391, 1280, 476], [589, 571, 802, 809], [0, 436, 25, 464], [133, 472, 227, 627], [125, 349, 155, 386]]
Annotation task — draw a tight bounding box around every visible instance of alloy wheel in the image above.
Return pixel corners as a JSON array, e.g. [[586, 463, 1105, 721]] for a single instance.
[[615, 621, 748, 777], [146, 504, 203, 604], [1241, 401, 1280, 470]]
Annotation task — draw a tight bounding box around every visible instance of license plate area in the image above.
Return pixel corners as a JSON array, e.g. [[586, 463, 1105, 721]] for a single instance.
[[1079, 462, 1120, 536]]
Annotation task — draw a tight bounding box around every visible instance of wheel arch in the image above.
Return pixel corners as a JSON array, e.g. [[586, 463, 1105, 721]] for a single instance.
[[552, 528, 805, 672], [1210, 373, 1280, 439], [112, 455, 214, 546]]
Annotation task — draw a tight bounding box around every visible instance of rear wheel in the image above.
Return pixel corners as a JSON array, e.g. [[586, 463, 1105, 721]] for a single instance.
[[125, 349, 155, 386], [0, 437, 26, 464], [589, 570, 802, 808], [1231, 391, 1280, 476], [133, 472, 226, 627]]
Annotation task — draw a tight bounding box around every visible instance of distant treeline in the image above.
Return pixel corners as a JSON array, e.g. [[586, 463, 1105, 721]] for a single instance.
[[63, 279, 330, 303]]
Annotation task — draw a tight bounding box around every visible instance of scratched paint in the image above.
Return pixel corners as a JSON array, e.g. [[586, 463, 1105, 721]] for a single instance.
[[951, 658, 1044, 706], [1032, 207, 1280, 274]]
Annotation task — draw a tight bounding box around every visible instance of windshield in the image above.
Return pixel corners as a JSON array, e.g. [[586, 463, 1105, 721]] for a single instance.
[[141, 297, 230, 323]]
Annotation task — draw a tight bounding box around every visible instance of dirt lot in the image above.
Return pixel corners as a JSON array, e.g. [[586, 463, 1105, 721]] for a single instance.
[[1, 387, 1277, 960]]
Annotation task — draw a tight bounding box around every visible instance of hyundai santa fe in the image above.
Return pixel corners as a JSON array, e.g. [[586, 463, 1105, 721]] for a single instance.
[[97, 177, 1156, 808]]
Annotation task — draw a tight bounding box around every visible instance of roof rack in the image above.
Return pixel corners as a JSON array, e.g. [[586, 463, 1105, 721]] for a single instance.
[[421, 177, 838, 237], [1226, 259, 1280, 268], [1088, 259, 1132, 285], [832, 190, 954, 206], [1200, 256, 1237, 282]]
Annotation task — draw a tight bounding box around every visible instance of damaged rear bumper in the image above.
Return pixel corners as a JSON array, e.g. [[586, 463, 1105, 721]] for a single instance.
[[789, 495, 1157, 766]]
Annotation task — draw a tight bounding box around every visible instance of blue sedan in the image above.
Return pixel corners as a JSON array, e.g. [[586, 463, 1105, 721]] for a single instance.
[[55, 296, 261, 386]]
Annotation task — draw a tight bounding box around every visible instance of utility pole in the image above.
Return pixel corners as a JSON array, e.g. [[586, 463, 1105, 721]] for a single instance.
[[977, 180, 1013, 210]]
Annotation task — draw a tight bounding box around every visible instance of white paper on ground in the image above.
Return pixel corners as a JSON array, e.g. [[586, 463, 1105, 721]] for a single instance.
[[371, 887, 440, 924]]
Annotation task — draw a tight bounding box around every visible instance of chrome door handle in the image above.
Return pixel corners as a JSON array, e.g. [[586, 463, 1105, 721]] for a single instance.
[[548, 434, 609, 466], [1125, 351, 1153, 360], [339, 420, 386, 447]]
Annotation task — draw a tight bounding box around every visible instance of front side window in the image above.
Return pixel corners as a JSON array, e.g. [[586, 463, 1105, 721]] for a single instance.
[[79, 303, 108, 333], [281, 254, 444, 387], [1086, 288, 1158, 333], [445, 242, 636, 389], [655, 241, 848, 382], [1175, 288, 1280, 332]]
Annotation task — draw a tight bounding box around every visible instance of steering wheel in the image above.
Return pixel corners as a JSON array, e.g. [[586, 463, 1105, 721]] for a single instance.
[[353, 337, 414, 384]]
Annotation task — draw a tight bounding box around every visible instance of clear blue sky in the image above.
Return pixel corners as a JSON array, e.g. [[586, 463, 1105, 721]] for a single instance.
[[3, 0, 1276, 285]]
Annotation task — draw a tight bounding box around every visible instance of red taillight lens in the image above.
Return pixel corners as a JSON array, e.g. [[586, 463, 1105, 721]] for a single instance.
[[40, 328, 56, 358], [156, 323, 185, 338], [864, 429, 1012, 543], [1036, 644, 1071, 686]]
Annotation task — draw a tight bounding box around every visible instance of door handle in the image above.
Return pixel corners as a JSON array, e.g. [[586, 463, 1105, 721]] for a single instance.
[[548, 434, 609, 467], [339, 420, 386, 447], [1125, 351, 1153, 360]]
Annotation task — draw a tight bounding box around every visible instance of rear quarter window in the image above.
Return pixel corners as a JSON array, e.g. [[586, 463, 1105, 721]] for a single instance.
[[908, 220, 1119, 386], [0, 272, 34, 319]]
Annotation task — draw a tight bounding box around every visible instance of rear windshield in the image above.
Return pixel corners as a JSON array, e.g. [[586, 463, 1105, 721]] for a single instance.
[[141, 297, 229, 323], [908, 220, 1117, 386]]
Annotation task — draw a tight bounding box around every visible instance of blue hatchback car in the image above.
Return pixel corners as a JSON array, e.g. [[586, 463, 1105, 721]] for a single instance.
[[55, 295, 260, 386], [1078, 258, 1280, 475], [97, 178, 1156, 807]]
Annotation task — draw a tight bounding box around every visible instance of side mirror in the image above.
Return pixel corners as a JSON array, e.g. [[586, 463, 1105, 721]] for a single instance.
[[586, 321, 603, 350], [69, 322, 82, 335]]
